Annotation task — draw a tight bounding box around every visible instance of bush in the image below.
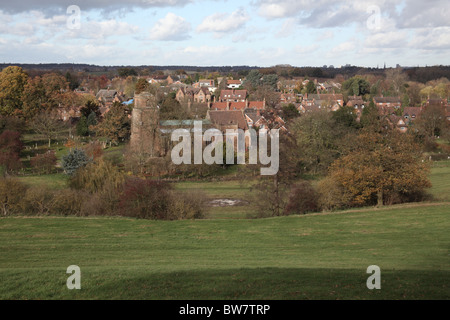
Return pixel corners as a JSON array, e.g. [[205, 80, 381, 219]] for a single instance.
[[170, 191, 206, 220], [317, 177, 349, 211], [30, 150, 57, 174], [69, 159, 124, 194], [118, 178, 173, 219], [117, 178, 205, 220], [61, 148, 91, 175], [0, 130, 23, 173], [51, 189, 87, 216], [284, 181, 319, 215], [0, 178, 28, 215], [83, 141, 104, 160], [23, 186, 54, 215]]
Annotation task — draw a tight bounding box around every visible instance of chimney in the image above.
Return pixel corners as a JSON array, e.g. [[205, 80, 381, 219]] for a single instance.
[[245, 99, 248, 108], [226, 101, 230, 110]]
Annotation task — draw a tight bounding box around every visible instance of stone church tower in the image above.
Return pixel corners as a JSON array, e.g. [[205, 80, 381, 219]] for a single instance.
[[130, 92, 161, 158]]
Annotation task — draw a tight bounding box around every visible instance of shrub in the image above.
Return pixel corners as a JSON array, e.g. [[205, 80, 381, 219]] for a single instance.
[[83, 141, 104, 160], [0, 178, 28, 215], [0, 130, 23, 173], [118, 178, 173, 220], [61, 148, 91, 175], [284, 181, 319, 215], [23, 186, 54, 215], [69, 159, 124, 194], [170, 191, 206, 220], [30, 150, 57, 174], [317, 177, 349, 211], [51, 189, 87, 216]]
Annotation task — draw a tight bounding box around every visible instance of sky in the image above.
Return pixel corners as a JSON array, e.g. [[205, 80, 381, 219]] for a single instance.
[[0, 0, 449, 68]]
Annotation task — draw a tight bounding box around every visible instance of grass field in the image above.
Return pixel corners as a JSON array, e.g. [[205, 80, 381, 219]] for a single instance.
[[2, 160, 449, 299], [0, 203, 448, 299]]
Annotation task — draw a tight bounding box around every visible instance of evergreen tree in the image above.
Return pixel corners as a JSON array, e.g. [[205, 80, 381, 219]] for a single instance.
[[76, 115, 88, 137], [61, 148, 91, 175]]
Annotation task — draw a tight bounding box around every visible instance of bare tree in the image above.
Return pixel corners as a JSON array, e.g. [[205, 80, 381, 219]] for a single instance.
[[30, 111, 67, 148]]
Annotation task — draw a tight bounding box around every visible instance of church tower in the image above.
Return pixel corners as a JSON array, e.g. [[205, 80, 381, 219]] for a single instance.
[[130, 92, 161, 158]]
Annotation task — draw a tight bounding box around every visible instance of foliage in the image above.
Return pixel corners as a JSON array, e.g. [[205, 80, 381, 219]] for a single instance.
[[415, 102, 449, 139], [0, 116, 26, 135], [324, 129, 431, 208], [118, 177, 205, 220], [290, 110, 344, 175], [305, 80, 317, 94], [94, 102, 131, 144], [284, 181, 319, 215], [332, 105, 360, 128], [69, 159, 124, 194], [0, 177, 28, 215], [135, 78, 150, 94], [86, 111, 98, 135], [118, 178, 174, 220], [83, 141, 104, 160], [22, 73, 68, 118], [0, 66, 28, 116], [281, 104, 300, 121], [76, 115, 89, 136], [244, 69, 262, 89], [118, 67, 138, 78], [30, 111, 67, 147], [342, 76, 370, 97], [0, 130, 23, 173], [30, 151, 57, 175], [80, 99, 101, 118], [61, 148, 91, 175]]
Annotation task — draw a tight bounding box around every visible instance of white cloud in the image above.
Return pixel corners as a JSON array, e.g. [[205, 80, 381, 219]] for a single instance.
[[196, 8, 249, 34], [149, 12, 191, 41], [409, 27, 450, 50]]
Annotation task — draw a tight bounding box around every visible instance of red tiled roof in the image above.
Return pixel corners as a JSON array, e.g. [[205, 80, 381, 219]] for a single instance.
[[209, 110, 248, 130]]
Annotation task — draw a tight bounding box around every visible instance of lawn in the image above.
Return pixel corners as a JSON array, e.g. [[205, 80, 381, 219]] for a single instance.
[[0, 203, 448, 299]]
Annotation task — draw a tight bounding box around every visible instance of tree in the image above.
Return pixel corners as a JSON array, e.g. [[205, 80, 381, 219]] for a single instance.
[[290, 109, 344, 175], [86, 112, 98, 136], [61, 148, 91, 175], [94, 102, 131, 145], [324, 129, 431, 208], [332, 105, 360, 129], [80, 99, 101, 118], [22, 73, 69, 118], [305, 80, 317, 94], [282, 103, 300, 121], [0, 130, 23, 173], [30, 151, 57, 175], [30, 111, 67, 147], [135, 78, 149, 94], [342, 76, 370, 97], [0, 66, 28, 115], [262, 74, 279, 90], [244, 69, 262, 89], [118, 68, 138, 78], [415, 102, 448, 139], [76, 115, 89, 137]]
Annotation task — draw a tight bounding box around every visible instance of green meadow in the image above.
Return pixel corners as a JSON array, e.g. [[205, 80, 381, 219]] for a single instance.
[[1, 159, 449, 299]]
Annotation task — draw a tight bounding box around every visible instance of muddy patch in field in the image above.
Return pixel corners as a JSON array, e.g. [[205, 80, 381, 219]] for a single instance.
[[207, 199, 250, 207]]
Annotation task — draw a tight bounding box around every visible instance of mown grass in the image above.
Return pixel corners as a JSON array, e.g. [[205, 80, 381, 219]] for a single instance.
[[0, 203, 448, 299]]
